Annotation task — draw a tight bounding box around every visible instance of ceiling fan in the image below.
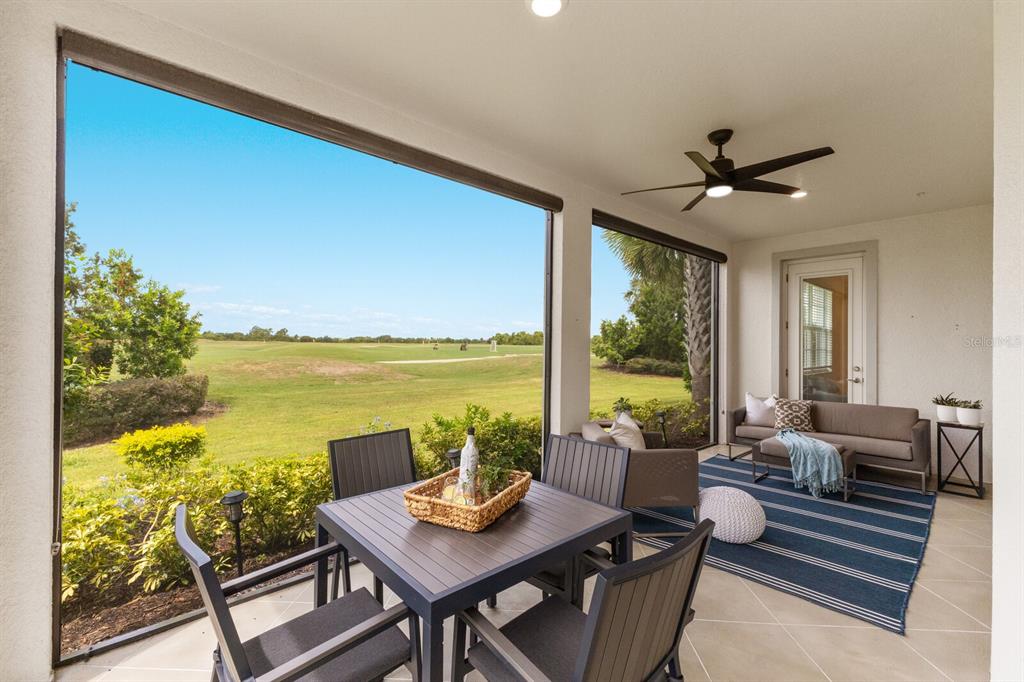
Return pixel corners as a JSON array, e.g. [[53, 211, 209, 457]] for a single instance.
[[622, 129, 834, 211]]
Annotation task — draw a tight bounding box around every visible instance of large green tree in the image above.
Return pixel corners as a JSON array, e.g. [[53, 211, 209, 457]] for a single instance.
[[601, 230, 713, 409], [63, 204, 201, 383]]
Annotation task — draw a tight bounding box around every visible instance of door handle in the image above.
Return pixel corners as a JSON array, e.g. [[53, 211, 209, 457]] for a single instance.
[[847, 378, 862, 383]]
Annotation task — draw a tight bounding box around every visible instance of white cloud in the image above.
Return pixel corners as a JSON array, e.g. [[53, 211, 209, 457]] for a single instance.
[[179, 283, 222, 294], [197, 301, 292, 317]]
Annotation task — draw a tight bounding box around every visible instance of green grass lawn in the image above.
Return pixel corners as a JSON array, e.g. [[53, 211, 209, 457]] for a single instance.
[[63, 339, 689, 486]]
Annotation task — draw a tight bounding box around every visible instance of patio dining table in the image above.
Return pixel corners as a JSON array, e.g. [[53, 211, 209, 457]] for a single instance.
[[313, 481, 633, 681]]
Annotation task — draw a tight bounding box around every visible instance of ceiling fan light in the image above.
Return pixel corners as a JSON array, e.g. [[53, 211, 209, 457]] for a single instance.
[[790, 190, 808, 199], [529, 0, 564, 17], [706, 184, 733, 198]]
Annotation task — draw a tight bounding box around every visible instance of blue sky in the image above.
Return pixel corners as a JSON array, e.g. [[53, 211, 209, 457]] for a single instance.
[[66, 62, 631, 338]]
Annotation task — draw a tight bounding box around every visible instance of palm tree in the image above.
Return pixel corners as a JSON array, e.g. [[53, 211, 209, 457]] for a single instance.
[[602, 230, 713, 410]]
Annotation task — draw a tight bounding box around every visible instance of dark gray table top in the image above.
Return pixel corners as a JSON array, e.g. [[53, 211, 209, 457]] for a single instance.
[[316, 480, 632, 617]]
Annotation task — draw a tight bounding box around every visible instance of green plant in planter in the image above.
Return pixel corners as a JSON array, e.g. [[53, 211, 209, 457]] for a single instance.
[[932, 393, 960, 407], [958, 399, 983, 409], [612, 397, 633, 414]]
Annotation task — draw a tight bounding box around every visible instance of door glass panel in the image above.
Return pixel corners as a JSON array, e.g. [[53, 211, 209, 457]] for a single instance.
[[801, 276, 849, 402]]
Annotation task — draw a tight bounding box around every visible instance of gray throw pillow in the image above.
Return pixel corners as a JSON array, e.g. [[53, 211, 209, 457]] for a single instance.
[[774, 398, 815, 432]]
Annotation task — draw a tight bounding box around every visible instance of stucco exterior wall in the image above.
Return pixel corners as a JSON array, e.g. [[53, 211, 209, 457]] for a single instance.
[[990, 1, 1023, 678]]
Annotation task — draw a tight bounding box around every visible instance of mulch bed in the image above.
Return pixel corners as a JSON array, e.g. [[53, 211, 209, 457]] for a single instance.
[[60, 541, 313, 656]]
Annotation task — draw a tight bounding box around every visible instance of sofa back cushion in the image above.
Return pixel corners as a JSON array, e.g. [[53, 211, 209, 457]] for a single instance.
[[812, 402, 919, 442]]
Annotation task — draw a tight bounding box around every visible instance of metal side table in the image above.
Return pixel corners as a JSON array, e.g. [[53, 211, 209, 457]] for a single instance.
[[937, 421, 985, 499]]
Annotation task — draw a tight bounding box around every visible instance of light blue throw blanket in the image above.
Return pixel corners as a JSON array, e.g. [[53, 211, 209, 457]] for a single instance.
[[777, 428, 843, 498]]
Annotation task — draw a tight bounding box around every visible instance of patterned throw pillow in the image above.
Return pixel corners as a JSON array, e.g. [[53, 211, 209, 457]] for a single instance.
[[774, 398, 815, 431]]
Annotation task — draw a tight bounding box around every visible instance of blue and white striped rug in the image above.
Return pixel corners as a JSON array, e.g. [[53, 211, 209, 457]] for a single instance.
[[632, 454, 935, 634]]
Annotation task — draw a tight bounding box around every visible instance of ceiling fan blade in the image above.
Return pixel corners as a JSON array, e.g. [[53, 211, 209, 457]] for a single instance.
[[732, 147, 834, 182], [685, 151, 724, 180], [734, 179, 800, 195], [681, 192, 707, 211], [621, 181, 706, 196]]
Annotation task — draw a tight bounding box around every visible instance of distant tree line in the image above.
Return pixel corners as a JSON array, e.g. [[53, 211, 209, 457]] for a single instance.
[[201, 327, 544, 345]]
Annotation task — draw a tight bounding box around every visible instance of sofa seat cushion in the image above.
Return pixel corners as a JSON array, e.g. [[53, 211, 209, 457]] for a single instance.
[[736, 425, 778, 441], [811, 432, 913, 461]]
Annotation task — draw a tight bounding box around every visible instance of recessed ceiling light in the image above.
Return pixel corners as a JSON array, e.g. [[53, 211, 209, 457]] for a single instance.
[[790, 190, 808, 199], [706, 185, 733, 198], [529, 0, 564, 18]]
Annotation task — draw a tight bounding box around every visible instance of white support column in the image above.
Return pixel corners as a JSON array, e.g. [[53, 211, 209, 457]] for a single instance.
[[548, 202, 592, 435], [991, 2, 1024, 679], [0, 3, 59, 678]]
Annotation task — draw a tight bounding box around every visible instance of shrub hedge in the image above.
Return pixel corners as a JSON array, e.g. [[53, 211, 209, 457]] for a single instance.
[[591, 397, 709, 447], [61, 453, 330, 601], [621, 356, 686, 377], [416, 404, 542, 479], [116, 423, 206, 473], [63, 374, 209, 446], [60, 404, 537, 608]]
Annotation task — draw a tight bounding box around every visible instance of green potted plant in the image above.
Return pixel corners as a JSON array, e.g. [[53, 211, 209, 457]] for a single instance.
[[613, 397, 633, 418], [931, 393, 959, 422], [956, 399, 983, 427]]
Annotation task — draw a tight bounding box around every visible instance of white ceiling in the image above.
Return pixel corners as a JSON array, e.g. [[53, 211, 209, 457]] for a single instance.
[[119, 0, 994, 242]]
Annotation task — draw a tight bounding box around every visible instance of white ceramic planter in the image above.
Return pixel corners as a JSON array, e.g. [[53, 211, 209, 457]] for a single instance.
[[956, 406, 982, 426], [936, 404, 958, 422]]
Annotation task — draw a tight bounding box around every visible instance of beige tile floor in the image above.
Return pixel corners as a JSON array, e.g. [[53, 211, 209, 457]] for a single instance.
[[59, 447, 992, 682]]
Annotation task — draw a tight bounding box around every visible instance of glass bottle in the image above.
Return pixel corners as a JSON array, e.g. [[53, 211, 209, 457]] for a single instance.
[[456, 426, 479, 504]]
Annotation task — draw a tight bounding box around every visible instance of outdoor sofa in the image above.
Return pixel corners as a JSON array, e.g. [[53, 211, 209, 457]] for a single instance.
[[727, 400, 931, 493]]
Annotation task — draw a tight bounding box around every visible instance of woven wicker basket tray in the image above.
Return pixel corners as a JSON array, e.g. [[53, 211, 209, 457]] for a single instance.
[[403, 467, 532, 532]]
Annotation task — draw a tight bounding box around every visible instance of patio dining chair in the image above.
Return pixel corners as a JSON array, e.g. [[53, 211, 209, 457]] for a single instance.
[[174, 504, 420, 682], [327, 428, 417, 603], [524, 434, 631, 607], [452, 519, 715, 681]]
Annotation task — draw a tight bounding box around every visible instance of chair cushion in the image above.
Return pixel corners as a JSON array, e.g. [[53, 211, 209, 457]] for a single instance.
[[467, 597, 587, 681], [243, 587, 408, 682], [774, 398, 815, 431], [736, 424, 778, 440]]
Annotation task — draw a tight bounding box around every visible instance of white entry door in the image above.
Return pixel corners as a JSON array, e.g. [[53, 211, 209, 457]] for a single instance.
[[785, 255, 866, 403]]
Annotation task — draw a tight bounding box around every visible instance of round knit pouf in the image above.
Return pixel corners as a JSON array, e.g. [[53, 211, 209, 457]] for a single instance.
[[698, 486, 766, 544]]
